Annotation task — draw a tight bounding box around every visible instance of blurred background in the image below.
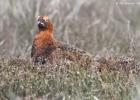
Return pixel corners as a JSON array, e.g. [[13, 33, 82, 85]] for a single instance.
[[0, 0, 140, 59]]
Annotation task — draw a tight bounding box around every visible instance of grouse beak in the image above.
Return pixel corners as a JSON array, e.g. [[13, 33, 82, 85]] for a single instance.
[[37, 21, 45, 28]]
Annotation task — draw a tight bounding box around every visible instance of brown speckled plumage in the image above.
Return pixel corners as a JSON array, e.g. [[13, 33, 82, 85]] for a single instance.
[[31, 16, 93, 67]]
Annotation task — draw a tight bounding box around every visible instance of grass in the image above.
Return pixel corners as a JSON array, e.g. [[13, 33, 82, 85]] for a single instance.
[[0, 56, 139, 100], [1, 0, 140, 57]]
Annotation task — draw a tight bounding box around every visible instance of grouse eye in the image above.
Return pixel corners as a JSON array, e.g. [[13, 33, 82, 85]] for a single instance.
[[45, 20, 49, 23]]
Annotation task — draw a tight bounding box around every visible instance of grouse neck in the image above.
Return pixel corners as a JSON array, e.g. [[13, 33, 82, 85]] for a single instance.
[[34, 30, 55, 49]]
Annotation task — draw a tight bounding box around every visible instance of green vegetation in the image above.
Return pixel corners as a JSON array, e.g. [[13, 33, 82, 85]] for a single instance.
[[0, 57, 139, 99]]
